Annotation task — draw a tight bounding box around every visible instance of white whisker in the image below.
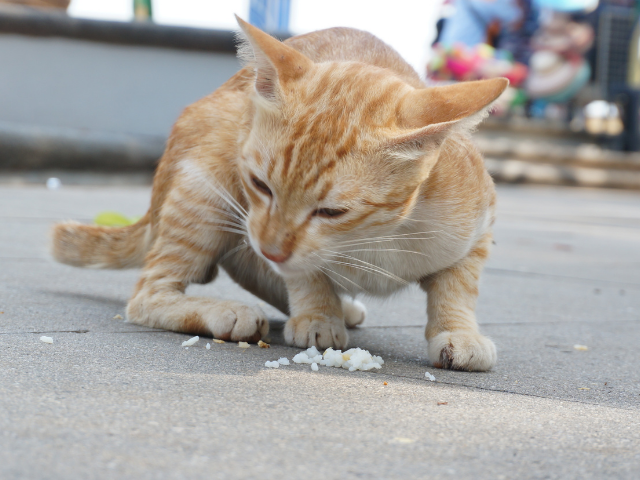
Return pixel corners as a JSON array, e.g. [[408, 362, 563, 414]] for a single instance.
[[211, 226, 248, 236], [201, 177, 249, 219], [207, 218, 247, 230], [338, 248, 429, 257], [315, 265, 350, 293], [208, 206, 247, 223], [319, 252, 408, 286], [335, 230, 443, 245], [311, 253, 366, 292], [321, 258, 408, 285], [333, 237, 436, 248], [219, 241, 249, 263]]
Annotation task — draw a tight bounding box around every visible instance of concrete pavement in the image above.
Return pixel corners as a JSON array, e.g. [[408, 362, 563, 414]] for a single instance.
[[1, 183, 639, 479]]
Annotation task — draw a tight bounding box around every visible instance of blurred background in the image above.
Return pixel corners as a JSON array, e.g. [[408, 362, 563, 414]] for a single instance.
[[1, 0, 640, 188]]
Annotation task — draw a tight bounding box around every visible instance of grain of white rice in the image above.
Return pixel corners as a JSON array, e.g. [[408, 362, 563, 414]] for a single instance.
[[40, 336, 53, 344], [425, 371, 436, 382], [277, 357, 290, 365], [181, 336, 199, 347], [311, 362, 319, 371], [206, 343, 211, 350], [113, 314, 123, 320], [573, 344, 588, 351], [265, 361, 280, 368], [292, 346, 384, 372], [238, 342, 250, 348]]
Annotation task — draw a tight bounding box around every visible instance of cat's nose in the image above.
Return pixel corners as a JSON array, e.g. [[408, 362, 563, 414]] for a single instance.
[[261, 249, 291, 263]]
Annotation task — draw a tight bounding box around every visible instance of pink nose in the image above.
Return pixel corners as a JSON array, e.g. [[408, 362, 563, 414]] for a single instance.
[[261, 249, 291, 263]]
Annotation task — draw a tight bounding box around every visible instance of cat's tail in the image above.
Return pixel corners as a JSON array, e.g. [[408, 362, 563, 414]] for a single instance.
[[50, 214, 154, 269]]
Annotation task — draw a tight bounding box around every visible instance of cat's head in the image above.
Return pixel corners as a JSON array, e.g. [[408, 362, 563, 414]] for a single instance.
[[235, 17, 507, 276]]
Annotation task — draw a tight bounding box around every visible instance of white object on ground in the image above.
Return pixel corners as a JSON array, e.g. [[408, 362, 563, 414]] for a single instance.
[[181, 336, 199, 347], [311, 362, 319, 372], [265, 361, 280, 368], [238, 342, 250, 348], [46, 177, 61, 190], [277, 357, 290, 365], [425, 371, 436, 382], [40, 336, 53, 344], [573, 344, 588, 351], [113, 314, 123, 320], [292, 346, 384, 372], [206, 343, 211, 350]]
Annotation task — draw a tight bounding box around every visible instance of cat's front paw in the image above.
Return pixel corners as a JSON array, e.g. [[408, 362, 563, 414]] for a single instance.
[[341, 297, 366, 329], [427, 331, 496, 372], [284, 314, 348, 349], [207, 302, 268, 343]]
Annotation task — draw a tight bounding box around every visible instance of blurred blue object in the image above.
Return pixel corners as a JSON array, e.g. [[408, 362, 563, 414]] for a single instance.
[[533, 0, 599, 12], [249, 0, 291, 32], [439, 0, 522, 48]]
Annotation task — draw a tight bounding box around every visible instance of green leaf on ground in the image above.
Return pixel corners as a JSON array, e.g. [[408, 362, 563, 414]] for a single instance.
[[94, 211, 138, 227]]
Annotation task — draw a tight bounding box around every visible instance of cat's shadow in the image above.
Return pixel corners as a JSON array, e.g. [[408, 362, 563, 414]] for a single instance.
[[38, 289, 128, 309]]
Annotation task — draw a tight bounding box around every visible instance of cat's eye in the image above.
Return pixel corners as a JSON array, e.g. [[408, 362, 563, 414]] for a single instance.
[[313, 207, 348, 218], [252, 177, 272, 197]]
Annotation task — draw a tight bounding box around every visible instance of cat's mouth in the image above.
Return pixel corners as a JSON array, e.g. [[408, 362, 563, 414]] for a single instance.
[[247, 235, 306, 276], [263, 256, 314, 278]]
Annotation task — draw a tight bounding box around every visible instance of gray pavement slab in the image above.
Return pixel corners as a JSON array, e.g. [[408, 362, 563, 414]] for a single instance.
[[1, 183, 640, 479]]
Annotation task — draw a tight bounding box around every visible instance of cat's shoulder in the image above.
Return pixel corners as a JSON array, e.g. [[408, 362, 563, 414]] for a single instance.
[[424, 134, 494, 202]]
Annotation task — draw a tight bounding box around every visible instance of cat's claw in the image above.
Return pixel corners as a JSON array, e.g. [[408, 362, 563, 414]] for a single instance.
[[209, 303, 268, 343], [427, 331, 496, 372], [284, 314, 348, 349], [342, 298, 366, 329]]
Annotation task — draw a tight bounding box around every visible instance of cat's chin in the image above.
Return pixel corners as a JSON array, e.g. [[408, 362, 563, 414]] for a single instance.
[[265, 259, 309, 278]]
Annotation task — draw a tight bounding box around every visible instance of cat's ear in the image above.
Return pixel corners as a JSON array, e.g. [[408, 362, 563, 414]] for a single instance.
[[235, 15, 313, 100], [386, 78, 508, 158]]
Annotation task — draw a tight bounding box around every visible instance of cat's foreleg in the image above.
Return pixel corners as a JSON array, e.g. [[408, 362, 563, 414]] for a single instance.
[[283, 273, 348, 349], [126, 228, 267, 342], [221, 248, 365, 331], [420, 232, 496, 371]]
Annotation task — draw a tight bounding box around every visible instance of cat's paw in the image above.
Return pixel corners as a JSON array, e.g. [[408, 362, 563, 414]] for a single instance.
[[208, 302, 268, 343], [342, 297, 366, 329], [284, 314, 348, 349], [427, 331, 496, 372]]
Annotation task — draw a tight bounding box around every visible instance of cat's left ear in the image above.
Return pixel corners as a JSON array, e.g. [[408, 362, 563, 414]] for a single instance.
[[387, 78, 509, 155], [236, 15, 313, 101]]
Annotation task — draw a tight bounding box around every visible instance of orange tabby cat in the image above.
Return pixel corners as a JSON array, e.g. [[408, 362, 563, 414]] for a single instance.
[[51, 17, 508, 371]]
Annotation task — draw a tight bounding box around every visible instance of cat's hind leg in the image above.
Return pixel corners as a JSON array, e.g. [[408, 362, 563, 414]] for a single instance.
[[420, 231, 496, 371], [342, 297, 366, 328]]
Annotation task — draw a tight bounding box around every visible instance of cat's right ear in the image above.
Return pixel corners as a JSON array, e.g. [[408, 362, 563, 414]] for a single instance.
[[396, 78, 509, 136], [235, 15, 313, 101]]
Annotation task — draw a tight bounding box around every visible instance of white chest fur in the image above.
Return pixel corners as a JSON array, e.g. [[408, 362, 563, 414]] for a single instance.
[[323, 197, 492, 297]]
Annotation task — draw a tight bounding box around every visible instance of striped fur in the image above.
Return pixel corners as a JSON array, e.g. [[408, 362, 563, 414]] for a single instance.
[[50, 18, 507, 370]]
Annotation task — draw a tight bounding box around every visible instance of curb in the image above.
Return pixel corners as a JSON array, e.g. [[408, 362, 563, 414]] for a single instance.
[[2, 123, 640, 190], [485, 157, 640, 190], [0, 123, 163, 171], [475, 137, 640, 171]]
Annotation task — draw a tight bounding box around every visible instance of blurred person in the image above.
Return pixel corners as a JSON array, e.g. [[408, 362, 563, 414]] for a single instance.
[[438, 0, 525, 49]]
